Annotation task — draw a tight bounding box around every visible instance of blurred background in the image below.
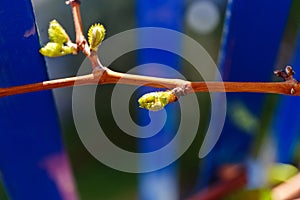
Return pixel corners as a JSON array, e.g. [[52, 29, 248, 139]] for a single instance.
[[1, 0, 300, 199]]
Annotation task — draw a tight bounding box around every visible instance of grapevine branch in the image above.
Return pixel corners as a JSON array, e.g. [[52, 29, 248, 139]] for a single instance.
[[1, 0, 299, 103], [0, 66, 299, 98]]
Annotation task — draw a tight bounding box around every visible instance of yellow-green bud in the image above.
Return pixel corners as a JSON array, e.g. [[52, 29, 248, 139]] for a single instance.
[[88, 24, 106, 51], [39, 42, 75, 57], [138, 91, 174, 111], [48, 20, 70, 43]]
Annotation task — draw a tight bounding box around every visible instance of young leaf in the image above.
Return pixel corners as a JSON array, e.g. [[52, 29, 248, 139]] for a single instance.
[[39, 42, 75, 57], [88, 24, 106, 51], [48, 20, 70, 43]]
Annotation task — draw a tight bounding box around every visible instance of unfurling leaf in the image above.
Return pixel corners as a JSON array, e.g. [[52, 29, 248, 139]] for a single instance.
[[48, 20, 70, 43], [39, 42, 75, 57], [138, 91, 176, 111], [88, 24, 106, 51], [39, 19, 75, 57]]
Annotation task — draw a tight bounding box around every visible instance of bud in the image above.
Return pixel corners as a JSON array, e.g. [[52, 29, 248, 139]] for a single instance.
[[138, 91, 177, 111], [88, 24, 106, 51], [39, 42, 75, 57], [48, 20, 70, 43]]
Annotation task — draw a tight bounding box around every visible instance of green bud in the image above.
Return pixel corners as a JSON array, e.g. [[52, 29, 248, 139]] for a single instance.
[[88, 24, 106, 51], [138, 91, 173, 111], [39, 42, 75, 57], [48, 20, 70, 43]]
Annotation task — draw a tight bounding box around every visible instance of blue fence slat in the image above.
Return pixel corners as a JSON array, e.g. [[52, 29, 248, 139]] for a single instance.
[[271, 28, 300, 163], [0, 0, 77, 199], [136, 0, 183, 199], [196, 0, 292, 188]]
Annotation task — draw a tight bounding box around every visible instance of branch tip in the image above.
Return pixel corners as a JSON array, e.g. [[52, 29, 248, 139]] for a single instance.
[[274, 66, 297, 83], [65, 0, 81, 5]]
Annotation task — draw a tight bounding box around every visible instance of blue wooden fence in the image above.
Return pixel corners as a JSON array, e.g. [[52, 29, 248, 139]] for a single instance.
[[196, 0, 293, 189], [0, 0, 77, 199]]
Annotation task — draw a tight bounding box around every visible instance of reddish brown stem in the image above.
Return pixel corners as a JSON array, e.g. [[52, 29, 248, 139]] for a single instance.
[[0, 74, 96, 98], [68, 0, 90, 56], [190, 81, 298, 95], [100, 68, 188, 88], [0, 67, 299, 98], [70, 1, 83, 43]]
